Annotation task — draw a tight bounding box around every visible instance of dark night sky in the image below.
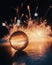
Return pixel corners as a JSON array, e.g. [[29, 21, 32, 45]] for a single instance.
[[0, 0, 52, 20], [0, 0, 52, 38]]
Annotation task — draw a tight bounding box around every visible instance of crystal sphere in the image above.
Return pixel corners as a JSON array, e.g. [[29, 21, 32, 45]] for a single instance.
[[9, 31, 28, 50]]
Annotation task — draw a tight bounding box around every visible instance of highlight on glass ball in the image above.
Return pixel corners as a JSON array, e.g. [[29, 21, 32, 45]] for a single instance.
[[9, 31, 28, 50]]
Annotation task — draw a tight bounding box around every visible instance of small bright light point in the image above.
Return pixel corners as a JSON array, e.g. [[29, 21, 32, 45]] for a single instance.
[[34, 12, 38, 17], [16, 19, 21, 26], [2, 23, 6, 26]]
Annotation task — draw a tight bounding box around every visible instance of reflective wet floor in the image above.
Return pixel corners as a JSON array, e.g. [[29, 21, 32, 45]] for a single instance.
[[0, 42, 52, 65]]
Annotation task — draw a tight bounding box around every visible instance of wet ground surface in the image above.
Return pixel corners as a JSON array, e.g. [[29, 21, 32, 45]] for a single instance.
[[0, 40, 52, 65]]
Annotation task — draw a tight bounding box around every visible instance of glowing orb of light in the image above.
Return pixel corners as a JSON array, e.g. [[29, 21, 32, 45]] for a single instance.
[[2, 23, 6, 26], [34, 12, 38, 17], [16, 19, 21, 26], [9, 31, 28, 50]]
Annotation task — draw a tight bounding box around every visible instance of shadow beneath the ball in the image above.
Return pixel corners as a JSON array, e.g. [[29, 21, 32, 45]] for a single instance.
[[12, 51, 32, 65]]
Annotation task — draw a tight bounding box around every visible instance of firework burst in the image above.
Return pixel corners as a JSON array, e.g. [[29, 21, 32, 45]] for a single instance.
[[1, 4, 52, 57]]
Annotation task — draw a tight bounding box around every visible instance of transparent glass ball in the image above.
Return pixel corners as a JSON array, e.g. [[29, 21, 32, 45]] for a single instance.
[[9, 31, 28, 50]]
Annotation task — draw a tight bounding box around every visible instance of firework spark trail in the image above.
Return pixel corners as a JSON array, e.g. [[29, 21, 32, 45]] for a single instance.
[[19, 21, 52, 42]]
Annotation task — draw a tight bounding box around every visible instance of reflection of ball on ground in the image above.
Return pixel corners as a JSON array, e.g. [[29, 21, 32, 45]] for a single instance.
[[9, 31, 28, 50]]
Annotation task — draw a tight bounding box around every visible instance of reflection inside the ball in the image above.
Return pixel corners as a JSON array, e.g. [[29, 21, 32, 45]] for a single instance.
[[10, 31, 28, 50]]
